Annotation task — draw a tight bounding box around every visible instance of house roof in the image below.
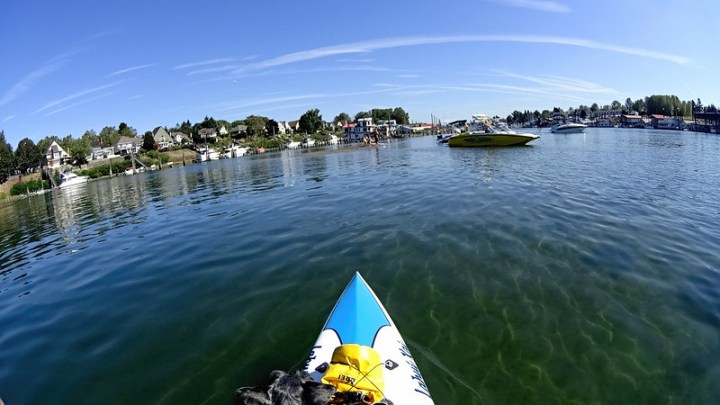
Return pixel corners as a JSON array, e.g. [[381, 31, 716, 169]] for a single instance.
[[198, 128, 217, 136], [116, 136, 142, 145], [651, 114, 665, 119], [623, 114, 643, 119], [46, 141, 68, 156]]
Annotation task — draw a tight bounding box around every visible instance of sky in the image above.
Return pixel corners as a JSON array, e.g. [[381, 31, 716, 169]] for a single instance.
[[2, 0, 719, 148]]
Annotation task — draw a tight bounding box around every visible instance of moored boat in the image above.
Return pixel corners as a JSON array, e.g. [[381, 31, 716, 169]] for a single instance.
[[196, 147, 220, 161], [447, 114, 539, 147], [286, 140, 301, 149], [551, 122, 587, 134], [222, 144, 248, 158], [304, 272, 434, 404]]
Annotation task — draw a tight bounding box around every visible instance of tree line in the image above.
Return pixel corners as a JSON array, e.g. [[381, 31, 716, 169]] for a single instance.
[[0, 106, 410, 183], [505, 94, 707, 126]]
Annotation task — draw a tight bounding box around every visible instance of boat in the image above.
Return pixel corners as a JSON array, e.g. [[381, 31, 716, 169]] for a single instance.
[[124, 166, 145, 176], [302, 138, 316, 148], [286, 140, 301, 149], [304, 272, 434, 404], [447, 114, 539, 147], [58, 172, 88, 188], [196, 147, 220, 162], [328, 134, 339, 145], [550, 122, 587, 134], [222, 144, 248, 158]]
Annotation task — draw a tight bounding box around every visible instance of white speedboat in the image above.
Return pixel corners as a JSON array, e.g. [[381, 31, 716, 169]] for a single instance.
[[447, 114, 539, 147], [328, 135, 339, 145], [124, 166, 145, 175], [302, 138, 316, 147], [286, 140, 301, 149], [196, 147, 220, 161], [222, 145, 248, 158], [551, 122, 587, 134], [59, 172, 89, 188]]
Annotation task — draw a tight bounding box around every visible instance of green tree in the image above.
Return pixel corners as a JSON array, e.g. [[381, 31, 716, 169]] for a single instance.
[[82, 130, 99, 147], [299, 109, 323, 134], [333, 112, 351, 125], [0, 131, 14, 183], [69, 138, 91, 166], [118, 122, 137, 138], [354, 111, 371, 122], [143, 131, 156, 151], [266, 119, 280, 136], [245, 115, 268, 137], [370, 108, 391, 123], [14, 138, 42, 174], [200, 116, 217, 129], [632, 99, 646, 115], [99, 126, 120, 147], [390, 107, 409, 124], [625, 97, 634, 112]]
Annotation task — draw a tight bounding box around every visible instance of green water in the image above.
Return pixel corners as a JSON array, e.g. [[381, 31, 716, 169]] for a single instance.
[[1, 130, 719, 404]]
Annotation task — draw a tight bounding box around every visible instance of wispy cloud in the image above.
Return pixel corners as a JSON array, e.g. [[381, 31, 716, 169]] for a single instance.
[[488, 0, 571, 13], [108, 64, 155, 77], [4, 115, 15, 122], [0, 45, 92, 108], [0, 60, 65, 107], [173, 58, 236, 70], [491, 71, 616, 94], [34, 82, 121, 115], [235, 35, 689, 74], [43, 91, 115, 116]]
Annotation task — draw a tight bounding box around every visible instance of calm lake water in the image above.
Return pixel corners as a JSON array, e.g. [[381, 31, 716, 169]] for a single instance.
[[1, 129, 720, 404]]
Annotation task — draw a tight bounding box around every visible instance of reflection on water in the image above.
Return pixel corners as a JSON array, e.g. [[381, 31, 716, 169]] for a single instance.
[[1, 132, 720, 404]]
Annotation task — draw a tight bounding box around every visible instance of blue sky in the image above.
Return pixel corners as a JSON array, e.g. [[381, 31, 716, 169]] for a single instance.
[[1, 0, 719, 147]]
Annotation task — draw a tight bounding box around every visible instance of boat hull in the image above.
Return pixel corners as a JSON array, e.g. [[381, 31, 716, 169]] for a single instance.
[[448, 132, 539, 147], [551, 125, 586, 134], [304, 273, 434, 404]]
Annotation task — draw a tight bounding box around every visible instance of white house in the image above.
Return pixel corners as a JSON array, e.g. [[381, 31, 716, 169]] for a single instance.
[[45, 141, 69, 169], [152, 127, 174, 150], [114, 136, 142, 155], [343, 118, 377, 141], [170, 131, 192, 145]]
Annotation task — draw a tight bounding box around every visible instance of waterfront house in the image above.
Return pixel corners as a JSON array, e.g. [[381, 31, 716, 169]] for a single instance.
[[230, 125, 248, 138], [218, 125, 228, 137], [621, 114, 645, 128], [152, 127, 175, 150], [277, 121, 289, 135], [198, 128, 217, 142], [170, 131, 192, 145], [287, 121, 300, 134], [46, 141, 70, 169], [343, 118, 377, 142], [114, 136, 142, 155], [90, 146, 114, 160], [593, 119, 613, 127], [649, 114, 679, 129]]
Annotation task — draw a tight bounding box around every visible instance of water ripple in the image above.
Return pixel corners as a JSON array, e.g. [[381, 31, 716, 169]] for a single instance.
[[1, 132, 719, 404]]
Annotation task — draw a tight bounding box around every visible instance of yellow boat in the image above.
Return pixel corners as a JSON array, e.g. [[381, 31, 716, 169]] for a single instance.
[[448, 114, 539, 147]]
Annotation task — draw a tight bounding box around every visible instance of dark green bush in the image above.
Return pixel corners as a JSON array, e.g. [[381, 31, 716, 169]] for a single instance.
[[10, 180, 50, 196]]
